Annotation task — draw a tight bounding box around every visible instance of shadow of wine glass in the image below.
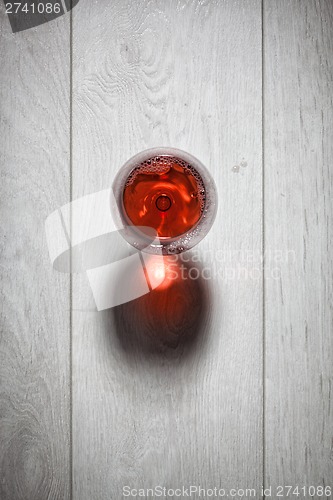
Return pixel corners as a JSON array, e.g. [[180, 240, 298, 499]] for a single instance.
[[101, 253, 213, 365]]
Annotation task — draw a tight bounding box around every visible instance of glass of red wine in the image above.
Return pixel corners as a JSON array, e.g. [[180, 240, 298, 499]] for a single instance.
[[111, 147, 217, 254]]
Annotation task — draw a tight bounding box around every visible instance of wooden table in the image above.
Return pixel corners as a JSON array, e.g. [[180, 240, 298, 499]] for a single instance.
[[1, 0, 332, 498]]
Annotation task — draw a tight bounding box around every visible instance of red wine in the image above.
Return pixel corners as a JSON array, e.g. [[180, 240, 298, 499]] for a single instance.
[[123, 155, 206, 239]]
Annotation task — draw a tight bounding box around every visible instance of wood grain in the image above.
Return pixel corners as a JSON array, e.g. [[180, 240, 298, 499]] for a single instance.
[[72, 0, 263, 497], [0, 6, 71, 500], [264, 0, 333, 492], [4, 1, 332, 497]]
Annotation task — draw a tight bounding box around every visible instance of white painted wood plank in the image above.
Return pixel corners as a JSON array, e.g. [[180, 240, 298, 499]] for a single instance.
[[264, 0, 333, 492], [0, 7, 71, 500], [72, 0, 262, 497]]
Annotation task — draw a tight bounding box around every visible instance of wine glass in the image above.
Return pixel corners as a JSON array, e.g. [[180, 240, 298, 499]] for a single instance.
[[111, 147, 218, 254]]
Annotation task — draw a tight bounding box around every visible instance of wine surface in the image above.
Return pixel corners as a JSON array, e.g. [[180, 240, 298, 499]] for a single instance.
[[123, 155, 206, 239]]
